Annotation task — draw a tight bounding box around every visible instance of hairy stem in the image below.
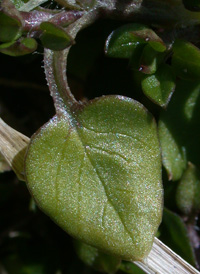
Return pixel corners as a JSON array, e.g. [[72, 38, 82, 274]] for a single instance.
[[43, 9, 98, 115]]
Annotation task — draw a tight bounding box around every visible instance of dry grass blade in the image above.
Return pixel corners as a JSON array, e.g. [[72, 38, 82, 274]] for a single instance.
[[0, 118, 29, 181], [135, 237, 200, 274]]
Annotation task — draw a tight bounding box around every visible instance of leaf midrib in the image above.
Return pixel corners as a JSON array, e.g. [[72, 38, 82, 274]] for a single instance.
[[73, 122, 136, 245]]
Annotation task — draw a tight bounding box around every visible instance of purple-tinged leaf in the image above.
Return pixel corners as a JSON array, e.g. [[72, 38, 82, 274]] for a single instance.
[[105, 23, 166, 59], [0, 37, 37, 56], [40, 22, 74, 51]]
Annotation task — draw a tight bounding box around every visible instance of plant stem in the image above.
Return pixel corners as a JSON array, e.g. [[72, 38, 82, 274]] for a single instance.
[[43, 10, 98, 115], [0, 119, 199, 274], [21, 10, 84, 32]]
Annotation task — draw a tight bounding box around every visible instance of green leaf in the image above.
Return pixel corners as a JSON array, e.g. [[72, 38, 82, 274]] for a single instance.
[[74, 240, 121, 274], [182, 0, 200, 11], [138, 44, 165, 75], [148, 39, 166, 53], [25, 96, 163, 261], [0, 38, 37, 56], [21, 37, 37, 49], [119, 261, 145, 274], [0, 12, 22, 42], [158, 80, 200, 181], [129, 44, 146, 71], [160, 208, 196, 266], [172, 40, 200, 80], [105, 23, 166, 59], [176, 162, 200, 215], [141, 64, 176, 107], [40, 22, 74, 51]]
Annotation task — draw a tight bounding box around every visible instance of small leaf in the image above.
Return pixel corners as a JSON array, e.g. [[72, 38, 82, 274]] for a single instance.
[[148, 39, 166, 53], [160, 208, 196, 266], [74, 240, 121, 274], [40, 22, 74, 51], [158, 80, 200, 181], [119, 261, 145, 274], [21, 37, 37, 49], [138, 44, 165, 75], [0, 12, 22, 42], [182, 0, 200, 11], [172, 40, 200, 80], [129, 44, 146, 71], [74, 240, 98, 267], [0, 38, 37, 56], [176, 162, 200, 215], [105, 23, 166, 59], [141, 64, 176, 107], [25, 96, 163, 261]]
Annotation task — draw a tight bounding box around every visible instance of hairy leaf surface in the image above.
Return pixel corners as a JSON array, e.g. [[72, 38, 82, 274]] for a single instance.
[[25, 96, 163, 261]]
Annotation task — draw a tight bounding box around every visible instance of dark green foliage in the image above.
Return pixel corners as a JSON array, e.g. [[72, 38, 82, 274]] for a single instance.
[[159, 208, 196, 266], [74, 240, 121, 273], [105, 23, 166, 59], [0, 38, 37, 56], [0, 12, 22, 42], [159, 80, 200, 181], [39, 22, 74, 51], [141, 64, 176, 107], [176, 163, 200, 215], [172, 40, 200, 80]]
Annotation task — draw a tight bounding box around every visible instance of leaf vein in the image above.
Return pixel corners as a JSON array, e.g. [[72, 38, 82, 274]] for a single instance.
[[54, 140, 69, 215], [77, 154, 85, 222], [82, 126, 146, 146], [80, 140, 134, 243], [86, 145, 131, 163]]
